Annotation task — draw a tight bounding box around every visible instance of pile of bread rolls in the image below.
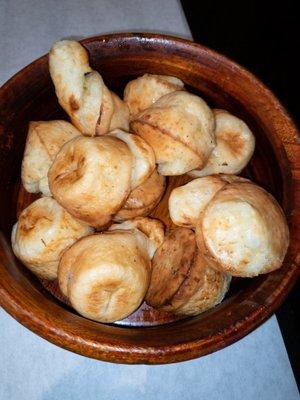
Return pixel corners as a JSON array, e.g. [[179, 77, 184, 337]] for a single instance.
[[11, 40, 289, 323]]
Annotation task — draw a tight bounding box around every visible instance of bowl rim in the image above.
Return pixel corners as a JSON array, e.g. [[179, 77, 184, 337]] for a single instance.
[[0, 32, 299, 364]]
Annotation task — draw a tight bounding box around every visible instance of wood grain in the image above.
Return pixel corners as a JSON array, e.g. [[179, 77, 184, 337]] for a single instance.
[[0, 33, 299, 364]]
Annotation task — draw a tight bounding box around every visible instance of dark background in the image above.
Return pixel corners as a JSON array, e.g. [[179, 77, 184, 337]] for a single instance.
[[180, 0, 299, 388]]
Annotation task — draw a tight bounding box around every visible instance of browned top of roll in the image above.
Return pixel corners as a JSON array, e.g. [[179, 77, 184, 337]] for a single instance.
[[48, 135, 132, 228]]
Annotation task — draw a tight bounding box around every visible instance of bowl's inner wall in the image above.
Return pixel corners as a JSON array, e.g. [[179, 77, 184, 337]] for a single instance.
[[0, 36, 287, 329]]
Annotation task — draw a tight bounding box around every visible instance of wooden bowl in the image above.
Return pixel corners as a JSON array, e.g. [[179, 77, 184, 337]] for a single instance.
[[0, 33, 299, 364]]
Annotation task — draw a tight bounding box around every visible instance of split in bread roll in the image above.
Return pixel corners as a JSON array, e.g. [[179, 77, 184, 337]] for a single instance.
[[48, 135, 132, 228], [146, 227, 230, 315], [189, 109, 255, 177], [109, 129, 155, 189], [196, 180, 290, 277], [11, 197, 93, 280], [124, 74, 184, 117], [109, 217, 165, 259], [58, 231, 150, 322], [113, 169, 166, 222], [21, 120, 80, 196], [131, 91, 216, 175], [169, 174, 248, 228], [49, 40, 129, 136]]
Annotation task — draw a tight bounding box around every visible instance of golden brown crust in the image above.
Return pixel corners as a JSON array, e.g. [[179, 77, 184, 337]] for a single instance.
[[169, 175, 227, 228], [196, 181, 290, 277], [48, 135, 132, 228], [189, 109, 255, 177], [109, 217, 165, 259], [49, 41, 103, 136], [130, 119, 203, 176], [131, 91, 216, 175], [109, 129, 155, 190], [159, 250, 207, 312], [58, 231, 150, 322], [145, 227, 231, 316], [124, 74, 184, 117], [113, 169, 166, 221], [11, 197, 93, 280], [146, 228, 197, 307], [121, 217, 165, 250], [49, 40, 129, 136], [21, 120, 80, 196], [169, 174, 249, 229], [174, 267, 231, 316]]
